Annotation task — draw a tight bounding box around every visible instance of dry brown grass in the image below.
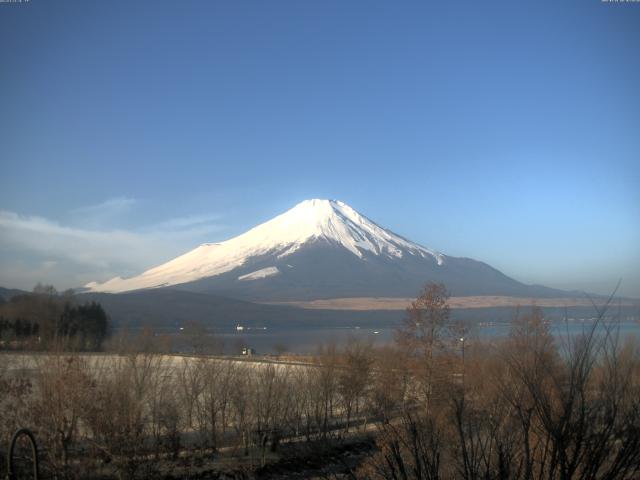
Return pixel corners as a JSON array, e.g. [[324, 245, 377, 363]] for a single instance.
[[265, 295, 637, 310]]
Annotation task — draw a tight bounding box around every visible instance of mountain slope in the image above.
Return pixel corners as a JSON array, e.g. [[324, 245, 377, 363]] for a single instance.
[[78, 289, 403, 329], [85, 199, 568, 300]]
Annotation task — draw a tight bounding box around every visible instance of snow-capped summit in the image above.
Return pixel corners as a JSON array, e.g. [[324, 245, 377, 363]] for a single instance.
[[85, 199, 443, 293], [85, 199, 562, 301], [233, 198, 444, 262]]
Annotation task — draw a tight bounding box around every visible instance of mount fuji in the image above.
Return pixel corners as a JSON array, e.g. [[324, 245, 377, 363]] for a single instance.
[[85, 199, 564, 301]]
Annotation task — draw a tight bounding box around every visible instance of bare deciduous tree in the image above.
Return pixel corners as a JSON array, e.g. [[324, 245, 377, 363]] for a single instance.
[[397, 282, 451, 408]]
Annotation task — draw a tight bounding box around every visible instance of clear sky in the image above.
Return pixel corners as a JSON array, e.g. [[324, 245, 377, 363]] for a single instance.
[[1, 0, 639, 297]]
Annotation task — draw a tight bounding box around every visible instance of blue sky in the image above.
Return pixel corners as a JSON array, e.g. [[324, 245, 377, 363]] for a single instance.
[[1, 0, 639, 296]]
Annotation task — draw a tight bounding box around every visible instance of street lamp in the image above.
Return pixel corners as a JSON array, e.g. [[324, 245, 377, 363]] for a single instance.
[[459, 337, 465, 388]]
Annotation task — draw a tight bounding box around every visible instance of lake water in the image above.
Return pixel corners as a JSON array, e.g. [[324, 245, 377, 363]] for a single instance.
[[168, 317, 640, 355]]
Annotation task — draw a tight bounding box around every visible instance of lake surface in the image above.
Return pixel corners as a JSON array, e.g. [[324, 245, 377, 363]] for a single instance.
[[166, 317, 640, 355]]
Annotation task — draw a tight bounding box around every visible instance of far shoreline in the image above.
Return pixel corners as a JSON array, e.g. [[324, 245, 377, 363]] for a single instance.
[[265, 295, 640, 311]]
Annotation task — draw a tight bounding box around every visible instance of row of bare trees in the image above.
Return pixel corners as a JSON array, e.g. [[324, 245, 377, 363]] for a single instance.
[[0, 341, 384, 479], [360, 284, 640, 480], [1, 282, 639, 479]]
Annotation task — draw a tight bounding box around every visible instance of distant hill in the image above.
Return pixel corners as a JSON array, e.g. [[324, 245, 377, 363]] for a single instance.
[[77, 289, 639, 332], [0, 287, 27, 302]]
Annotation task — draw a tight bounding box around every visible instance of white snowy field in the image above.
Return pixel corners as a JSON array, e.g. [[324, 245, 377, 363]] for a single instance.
[[0, 351, 313, 376]]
